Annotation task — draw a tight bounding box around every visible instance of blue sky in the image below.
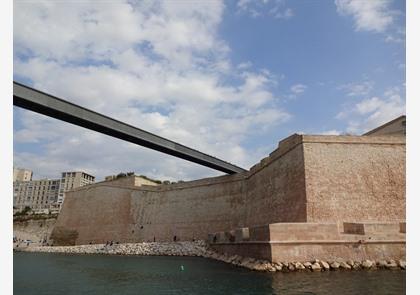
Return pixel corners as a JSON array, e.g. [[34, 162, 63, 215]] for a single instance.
[[13, 0, 406, 181]]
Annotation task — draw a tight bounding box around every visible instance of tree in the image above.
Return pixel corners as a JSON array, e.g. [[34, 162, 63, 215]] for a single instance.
[[22, 206, 31, 214], [116, 172, 127, 179]]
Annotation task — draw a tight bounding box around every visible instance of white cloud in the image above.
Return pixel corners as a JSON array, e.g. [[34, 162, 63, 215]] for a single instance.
[[336, 86, 405, 134], [237, 61, 252, 70], [290, 84, 307, 94], [335, 0, 396, 33], [338, 80, 374, 96], [355, 96, 383, 114], [319, 130, 341, 136], [13, 1, 291, 181], [237, 0, 294, 20], [271, 7, 294, 19], [284, 83, 307, 100]]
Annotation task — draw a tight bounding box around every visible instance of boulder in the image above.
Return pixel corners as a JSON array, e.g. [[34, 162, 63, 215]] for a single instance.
[[303, 262, 312, 268], [273, 263, 283, 271], [253, 262, 269, 271], [340, 262, 352, 270], [398, 260, 406, 270], [311, 263, 322, 272], [295, 262, 306, 271], [330, 262, 340, 270], [386, 260, 399, 270], [352, 261, 362, 270], [288, 263, 295, 271], [320, 261, 330, 270], [377, 260, 388, 269], [230, 255, 239, 263], [240, 258, 255, 270], [362, 260, 374, 269]]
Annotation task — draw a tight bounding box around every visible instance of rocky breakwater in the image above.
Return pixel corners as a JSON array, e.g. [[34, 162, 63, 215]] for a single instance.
[[15, 240, 208, 257], [202, 250, 406, 272]]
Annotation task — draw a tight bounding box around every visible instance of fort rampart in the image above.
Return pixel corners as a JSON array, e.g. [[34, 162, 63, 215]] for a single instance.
[[51, 134, 405, 247]]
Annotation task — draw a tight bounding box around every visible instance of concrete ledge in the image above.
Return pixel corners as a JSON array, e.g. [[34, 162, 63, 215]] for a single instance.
[[211, 240, 405, 263], [301, 134, 405, 145], [213, 239, 406, 245]]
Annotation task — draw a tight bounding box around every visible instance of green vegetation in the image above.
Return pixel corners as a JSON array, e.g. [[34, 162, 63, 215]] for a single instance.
[[14, 206, 31, 216], [111, 172, 184, 185], [13, 213, 58, 222]]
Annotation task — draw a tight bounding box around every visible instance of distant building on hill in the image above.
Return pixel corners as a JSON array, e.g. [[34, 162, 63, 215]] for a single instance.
[[13, 170, 95, 214], [13, 178, 60, 213], [104, 173, 159, 187]]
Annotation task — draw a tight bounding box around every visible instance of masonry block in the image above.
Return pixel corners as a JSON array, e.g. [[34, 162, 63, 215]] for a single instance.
[[235, 228, 250, 242], [400, 222, 406, 233], [343, 222, 365, 235], [215, 232, 226, 243]]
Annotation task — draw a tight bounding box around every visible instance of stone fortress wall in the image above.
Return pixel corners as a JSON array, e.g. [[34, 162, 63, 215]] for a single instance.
[[51, 133, 405, 248]]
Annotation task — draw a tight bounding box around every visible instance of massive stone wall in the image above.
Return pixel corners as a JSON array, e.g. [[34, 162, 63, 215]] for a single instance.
[[303, 135, 405, 223], [51, 135, 306, 245], [244, 135, 307, 225], [51, 134, 405, 245]]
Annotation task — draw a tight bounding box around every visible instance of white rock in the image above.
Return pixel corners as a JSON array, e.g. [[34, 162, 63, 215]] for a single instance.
[[320, 261, 330, 270], [311, 263, 322, 272], [398, 260, 406, 270], [340, 262, 352, 270], [362, 260, 374, 269]]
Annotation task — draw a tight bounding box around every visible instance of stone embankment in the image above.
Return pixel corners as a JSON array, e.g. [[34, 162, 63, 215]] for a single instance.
[[204, 252, 406, 272], [16, 240, 208, 257], [15, 240, 405, 272]]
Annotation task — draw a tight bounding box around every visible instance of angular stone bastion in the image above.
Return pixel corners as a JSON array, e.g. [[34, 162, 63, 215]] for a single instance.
[[209, 222, 405, 263], [50, 133, 406, 263]]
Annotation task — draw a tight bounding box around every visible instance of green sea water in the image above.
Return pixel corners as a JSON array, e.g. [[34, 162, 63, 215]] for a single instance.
[[14, 252, 405, 295]]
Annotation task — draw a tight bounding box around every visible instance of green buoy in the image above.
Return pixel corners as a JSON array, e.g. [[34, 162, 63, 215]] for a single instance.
[[180, 265, 184, 271]]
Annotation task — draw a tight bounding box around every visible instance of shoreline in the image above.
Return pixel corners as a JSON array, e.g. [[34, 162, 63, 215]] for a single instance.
[[14, 240, 406, 272]]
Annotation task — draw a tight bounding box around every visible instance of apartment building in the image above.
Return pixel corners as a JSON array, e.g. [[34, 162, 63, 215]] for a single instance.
[[57, 172, 95, 206], [13, 167, 33, 182], [13, 170, 95, 213], [13, 178, 60, 211]]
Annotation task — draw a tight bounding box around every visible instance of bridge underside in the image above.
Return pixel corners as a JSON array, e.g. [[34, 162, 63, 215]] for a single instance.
[[13, 81, 246, 174]]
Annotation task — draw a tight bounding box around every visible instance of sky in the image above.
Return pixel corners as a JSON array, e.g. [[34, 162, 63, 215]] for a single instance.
[[13, 0, 406, 182]]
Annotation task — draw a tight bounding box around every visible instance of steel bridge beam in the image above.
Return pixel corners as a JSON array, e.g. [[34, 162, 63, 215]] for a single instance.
[[13, 81, 246, 174]]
